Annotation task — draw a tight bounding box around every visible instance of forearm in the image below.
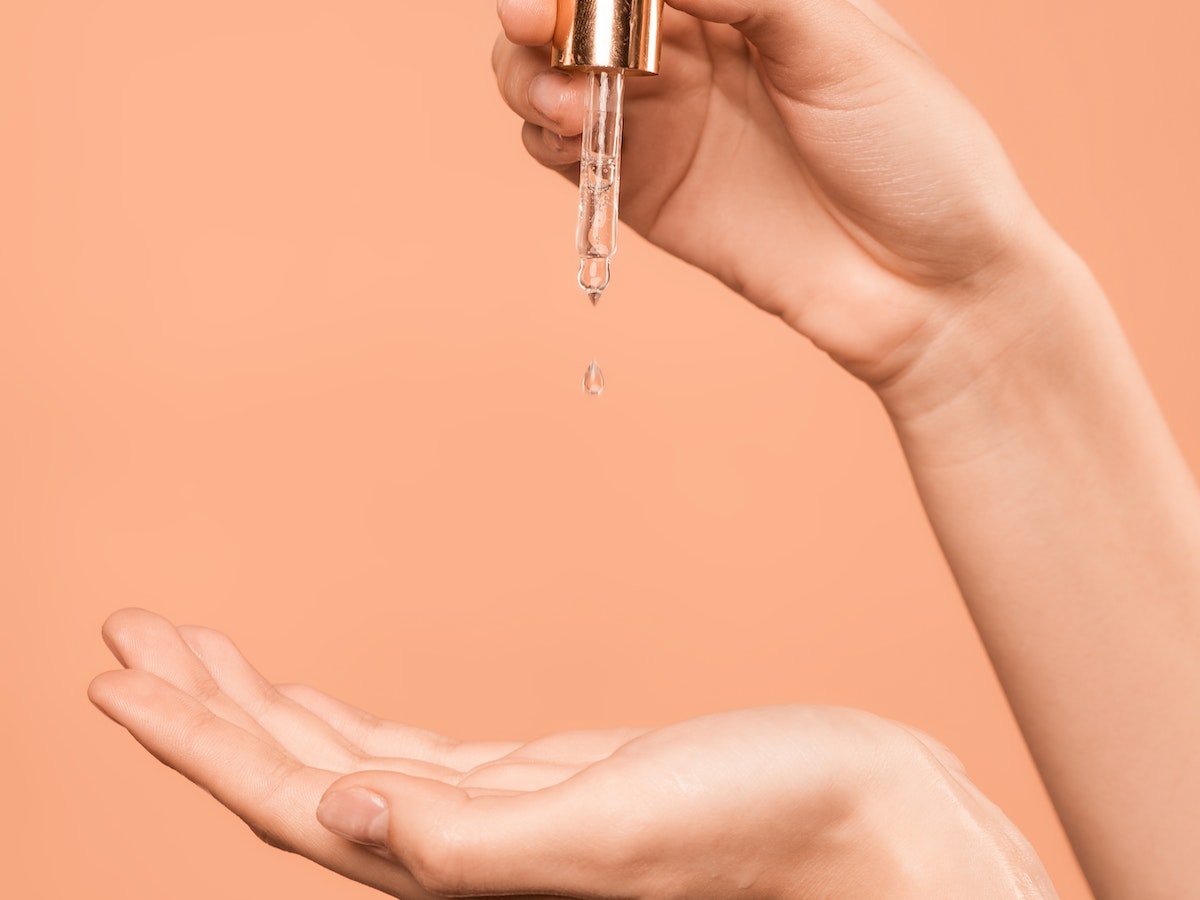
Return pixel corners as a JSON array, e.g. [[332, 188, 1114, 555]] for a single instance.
[[879, 230, 1200, 899]]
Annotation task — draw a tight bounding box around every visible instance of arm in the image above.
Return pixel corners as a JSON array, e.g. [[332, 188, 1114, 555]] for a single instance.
[[88, 2, 1200, 898], [493, 0, 1200, 894], [879, 232, 1200, 900]]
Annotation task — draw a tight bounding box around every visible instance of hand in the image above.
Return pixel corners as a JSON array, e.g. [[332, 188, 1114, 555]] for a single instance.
[[494, 0, 1065, 395], [499, 9, 1200, 899], [90, 609, 1057, 899]]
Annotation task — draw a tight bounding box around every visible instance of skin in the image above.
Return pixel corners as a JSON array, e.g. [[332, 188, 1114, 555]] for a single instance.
[[90, 0, 1200, 897], [90, 608, 1056, 899], [496, 1, 1200, 896]]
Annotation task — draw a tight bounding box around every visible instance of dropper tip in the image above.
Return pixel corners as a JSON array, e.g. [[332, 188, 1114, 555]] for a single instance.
[[578, 257, 611, 307]]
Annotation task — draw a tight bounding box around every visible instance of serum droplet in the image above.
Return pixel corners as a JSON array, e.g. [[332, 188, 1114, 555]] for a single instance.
[[582, 360, 605, 396]]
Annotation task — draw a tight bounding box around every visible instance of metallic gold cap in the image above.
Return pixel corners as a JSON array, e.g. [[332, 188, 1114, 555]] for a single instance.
[[552, 0, 665, 75]]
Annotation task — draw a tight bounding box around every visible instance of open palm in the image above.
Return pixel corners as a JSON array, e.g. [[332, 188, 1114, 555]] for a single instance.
[[90, 608, 1054, 899]]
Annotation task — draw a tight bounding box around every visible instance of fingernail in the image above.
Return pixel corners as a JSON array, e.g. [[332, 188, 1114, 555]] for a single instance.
[[317, 788, 389, 847], [530, 71, 572, 120]]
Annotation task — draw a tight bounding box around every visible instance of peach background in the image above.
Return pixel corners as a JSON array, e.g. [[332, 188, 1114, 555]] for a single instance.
[[2, 1, 1197, 897]]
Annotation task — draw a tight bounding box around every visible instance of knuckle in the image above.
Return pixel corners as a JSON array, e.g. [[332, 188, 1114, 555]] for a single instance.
[[254, 754, 300, 808], [337, 704, 381, 752], [247, 818, 295, 853], [336, 742, 369, 773], [192, 673, 224, 704], [176, 703, 218, 748], [239, 759, 303, 853], [427, 734, 461, 768]]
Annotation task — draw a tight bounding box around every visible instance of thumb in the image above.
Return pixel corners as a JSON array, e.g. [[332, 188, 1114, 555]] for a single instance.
[[316, 771, 613, 897]]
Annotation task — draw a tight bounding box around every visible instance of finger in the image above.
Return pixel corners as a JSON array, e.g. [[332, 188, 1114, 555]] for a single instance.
[[457, 757, 585, 792], [492, 35, 586, 137], [178, 625, 365, 772], [101, 608, 278, 746], [521, 121, 582, 172], [276, 682, 525, 771], [278, 684, 620, 794], [453, 726, 655, 793], [491, 0, 919, 60], [498, 0, 924, 99], [88, 667, 313, 826], [497, 0, 556, 47], [494, 726, 653, 768], [88, 668, 439, 899], [489, 0, 917, 60], [316, 771, 629, 898], [667, 0, 904, 100]]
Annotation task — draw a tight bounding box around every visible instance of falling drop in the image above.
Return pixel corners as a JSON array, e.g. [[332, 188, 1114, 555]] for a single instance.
[[582, 360, 605, 397]]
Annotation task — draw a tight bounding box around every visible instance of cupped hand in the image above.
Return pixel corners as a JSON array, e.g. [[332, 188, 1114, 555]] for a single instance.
[[494, 0, 1057, 388], [90, 609, 1056, 899]]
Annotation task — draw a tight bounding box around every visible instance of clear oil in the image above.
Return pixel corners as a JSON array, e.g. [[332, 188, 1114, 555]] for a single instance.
[[578, 70, 624, 395], [582, 360, 605, 396], [577, 70, 623, 307]]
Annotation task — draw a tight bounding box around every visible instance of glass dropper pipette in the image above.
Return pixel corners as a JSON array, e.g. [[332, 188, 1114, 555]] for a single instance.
[[552, 0, 664, 393], [552, 0, 664, 307], [577, 69, 624, 307]]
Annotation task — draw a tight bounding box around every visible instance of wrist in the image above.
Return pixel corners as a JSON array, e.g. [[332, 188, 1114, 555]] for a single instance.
[[762, 719, 1053, 899], [836, 736, 1058, 900], [874, 225, 1113, 456]]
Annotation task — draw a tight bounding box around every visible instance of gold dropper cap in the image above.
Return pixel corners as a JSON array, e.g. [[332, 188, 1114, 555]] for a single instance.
[[552, 0, 665, 75]]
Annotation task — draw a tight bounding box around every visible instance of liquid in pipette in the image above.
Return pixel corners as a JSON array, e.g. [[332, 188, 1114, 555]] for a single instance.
[[577, 70, 624, 307], [578, 71, 623, 395]]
